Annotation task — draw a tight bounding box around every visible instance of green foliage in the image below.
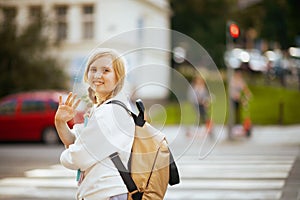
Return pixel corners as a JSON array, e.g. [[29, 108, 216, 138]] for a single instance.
[[170, 0, 238, 69], [247, 86, 300, 125], [237, 0, 299, 49], [170, 0, 300, 68], [0, 17, 68, 98]]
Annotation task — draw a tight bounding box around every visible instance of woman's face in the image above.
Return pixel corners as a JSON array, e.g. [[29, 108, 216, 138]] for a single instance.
[[87, 55, 117, 99]]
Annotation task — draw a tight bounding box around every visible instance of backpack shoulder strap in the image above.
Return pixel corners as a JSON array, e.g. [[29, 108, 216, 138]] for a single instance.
[[109, 152, 143, 200], [107, 100, 133, 114], [107, 99, 145, 127]]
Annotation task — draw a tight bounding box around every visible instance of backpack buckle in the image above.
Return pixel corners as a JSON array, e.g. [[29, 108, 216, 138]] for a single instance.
[[129, 189, 143, 200]]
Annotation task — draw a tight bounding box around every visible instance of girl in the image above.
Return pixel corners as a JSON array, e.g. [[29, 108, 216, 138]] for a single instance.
[[55, 48, 134, 200]]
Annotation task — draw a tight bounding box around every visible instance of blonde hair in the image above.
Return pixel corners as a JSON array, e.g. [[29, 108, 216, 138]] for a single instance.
[[84, 48, 126, 104]]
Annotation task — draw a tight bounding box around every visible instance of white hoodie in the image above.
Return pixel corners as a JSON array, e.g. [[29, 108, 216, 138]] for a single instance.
[[60, 94, 135, 200]]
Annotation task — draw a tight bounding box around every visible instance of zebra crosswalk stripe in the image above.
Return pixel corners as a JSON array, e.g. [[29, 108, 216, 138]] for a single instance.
[[0, 155, 296, 200], [165, 154, 295, 200]]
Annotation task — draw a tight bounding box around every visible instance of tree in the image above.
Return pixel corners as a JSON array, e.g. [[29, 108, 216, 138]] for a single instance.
[[0, 15, 68, 98], [236, 0, 300, 50], [170, 0, 236, 68], [170, 0, 300, 68]]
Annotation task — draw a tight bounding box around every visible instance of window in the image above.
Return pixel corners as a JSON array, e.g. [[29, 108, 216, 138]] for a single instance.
[[29, 6, 42, 26], [55, 5, 68, 40], [57, 22, 67, 40], [29, 6, 42, 20], [83, 5, 93, 15], [0, 100, 16, 115], [1, 7, 17, 26], [82, 5, 94, 39], [30, 6, 41, 19], [21, 100, 45, 113], [83, 21, 94, 39], [48, 101, 58, 110], [56, 6, 67, 16]]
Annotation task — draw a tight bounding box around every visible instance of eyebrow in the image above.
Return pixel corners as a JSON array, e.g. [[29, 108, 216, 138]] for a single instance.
[[89, 65, 112, 70]]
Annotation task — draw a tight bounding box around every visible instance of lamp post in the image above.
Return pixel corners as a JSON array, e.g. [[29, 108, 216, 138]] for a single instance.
[[225, 21, 240, 139]]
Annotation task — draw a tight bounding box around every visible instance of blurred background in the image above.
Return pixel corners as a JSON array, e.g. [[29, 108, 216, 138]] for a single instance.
[[0, 0, 299, 128]]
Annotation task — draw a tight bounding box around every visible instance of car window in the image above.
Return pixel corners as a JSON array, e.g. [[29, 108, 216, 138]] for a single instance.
[[21, 100, 45, 113], [0, 100, 17, 115], [48, 101, 58, 110]]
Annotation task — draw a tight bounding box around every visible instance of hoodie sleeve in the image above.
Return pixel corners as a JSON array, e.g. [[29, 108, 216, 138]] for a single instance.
[[60, 103, 135, 171], [60, 139, 97, 171]]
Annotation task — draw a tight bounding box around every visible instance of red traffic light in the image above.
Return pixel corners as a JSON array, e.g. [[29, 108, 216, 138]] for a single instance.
[[229, 23, 240, 39]]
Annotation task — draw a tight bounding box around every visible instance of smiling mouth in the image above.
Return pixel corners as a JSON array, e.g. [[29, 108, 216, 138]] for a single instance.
[[93, 81, 104, 86]]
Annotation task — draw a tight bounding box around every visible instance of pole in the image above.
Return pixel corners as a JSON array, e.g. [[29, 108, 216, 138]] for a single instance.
[[225, 21, 236, 140], [227, 67, 234, 140]]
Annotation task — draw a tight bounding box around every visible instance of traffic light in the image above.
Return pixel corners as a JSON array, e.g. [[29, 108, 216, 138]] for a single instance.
[[229, 23, 240, 39], [227, 21, 240, 44]]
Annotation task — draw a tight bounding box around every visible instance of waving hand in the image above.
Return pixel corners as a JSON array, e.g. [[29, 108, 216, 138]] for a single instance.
[[55, 92, 81, 123]]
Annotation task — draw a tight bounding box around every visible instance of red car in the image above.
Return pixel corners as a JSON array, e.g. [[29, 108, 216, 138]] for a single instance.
[[0, 90, 84, 144]]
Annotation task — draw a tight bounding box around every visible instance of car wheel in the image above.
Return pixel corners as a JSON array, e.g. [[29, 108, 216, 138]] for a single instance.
[[42, 127, 59, 145]]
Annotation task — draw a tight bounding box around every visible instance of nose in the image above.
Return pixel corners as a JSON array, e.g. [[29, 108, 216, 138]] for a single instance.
[[94, 71, 103, 78]]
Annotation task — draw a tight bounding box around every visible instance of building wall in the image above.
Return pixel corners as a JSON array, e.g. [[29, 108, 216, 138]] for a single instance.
[[0, 0, 171, 99]]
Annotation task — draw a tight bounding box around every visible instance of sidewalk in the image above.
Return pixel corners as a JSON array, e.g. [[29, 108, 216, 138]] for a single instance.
[[162, 125, 300, 156], [281, 154, 300, 200], [162, 124, 300, 200]]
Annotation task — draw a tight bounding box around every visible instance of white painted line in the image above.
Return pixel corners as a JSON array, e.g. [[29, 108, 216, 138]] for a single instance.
[[165, 190, 282, 200], [178, 164, 292, 171], [181, 170, 289, 179], [25, 168, 76, 178], [0, 186, 75, 199], [168, 179, 285, 190], [0, 178, 77, 188]]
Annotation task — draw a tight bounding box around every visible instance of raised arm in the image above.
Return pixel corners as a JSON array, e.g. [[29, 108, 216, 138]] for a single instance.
[[55, 92, 80, 148]]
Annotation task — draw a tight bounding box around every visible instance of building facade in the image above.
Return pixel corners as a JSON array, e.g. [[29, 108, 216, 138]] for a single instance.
[[0, 0, 172, 99]]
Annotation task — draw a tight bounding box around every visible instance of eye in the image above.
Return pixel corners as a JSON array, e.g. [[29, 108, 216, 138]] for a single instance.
[[103, 67, 110, 73], [89, 67, 97, 72]]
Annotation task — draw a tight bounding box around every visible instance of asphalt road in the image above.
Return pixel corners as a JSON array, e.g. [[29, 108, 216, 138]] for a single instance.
[[0, 143, 64, 179]]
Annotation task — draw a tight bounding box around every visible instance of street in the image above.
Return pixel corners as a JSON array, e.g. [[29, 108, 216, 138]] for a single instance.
[[0, 125, 299, 200], [0, 144, 64, 179]]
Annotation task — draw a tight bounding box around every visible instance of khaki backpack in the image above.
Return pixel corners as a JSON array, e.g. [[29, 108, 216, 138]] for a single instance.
[[108, 99, 180, 200]]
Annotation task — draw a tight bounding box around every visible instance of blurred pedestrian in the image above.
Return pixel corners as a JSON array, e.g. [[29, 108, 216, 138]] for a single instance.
[[55, 48, 134, 200], [229, 69, 251, 124], [187, 75, 212, 135], [264, 60, 273, 85]]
